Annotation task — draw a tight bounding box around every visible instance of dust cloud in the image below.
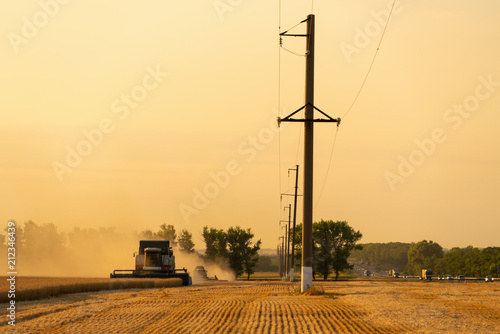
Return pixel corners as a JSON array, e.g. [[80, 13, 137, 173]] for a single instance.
[[174, 248, 235, 282], [1, 222, 233, 280], [1, 225, 139, 277]]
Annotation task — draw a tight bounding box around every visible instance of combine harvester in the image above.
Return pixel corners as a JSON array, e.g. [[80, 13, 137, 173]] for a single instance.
[[110, 240, 191, 286]]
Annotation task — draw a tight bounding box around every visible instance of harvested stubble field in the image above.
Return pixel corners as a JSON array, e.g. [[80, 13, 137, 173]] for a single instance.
[[1, 278, 499, 333]]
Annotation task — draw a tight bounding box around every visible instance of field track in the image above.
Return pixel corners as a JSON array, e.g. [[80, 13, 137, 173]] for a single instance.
[[1, 279, 499, 333]]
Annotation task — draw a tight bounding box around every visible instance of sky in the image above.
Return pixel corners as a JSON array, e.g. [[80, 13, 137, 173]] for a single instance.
[[1, 0, 499, 252]]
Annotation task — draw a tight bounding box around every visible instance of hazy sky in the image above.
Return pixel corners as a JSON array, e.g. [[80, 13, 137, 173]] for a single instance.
[[2, 1, 499, 251]]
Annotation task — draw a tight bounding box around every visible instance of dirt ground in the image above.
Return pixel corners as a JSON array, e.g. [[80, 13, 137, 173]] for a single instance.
[[1, 279, 499, 333]]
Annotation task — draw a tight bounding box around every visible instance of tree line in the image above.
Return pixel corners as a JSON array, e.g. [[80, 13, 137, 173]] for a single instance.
[[0, 220, 136, 276], [350, 242, 411, 271], [351, 240, 500, 277]]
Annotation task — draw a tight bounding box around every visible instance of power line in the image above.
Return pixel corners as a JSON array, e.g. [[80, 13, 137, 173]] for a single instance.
[[315, 125, 340, 208], [342, 0, 397, 119], [278, 0, 282, 216]]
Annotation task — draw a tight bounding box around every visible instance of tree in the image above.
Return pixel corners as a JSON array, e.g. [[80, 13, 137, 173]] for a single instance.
[[226, 226, 261, 279], [435, 246, 500, 277], [155, 224, 177, 246], [140, 229, 155, 239], [202, 226, 228, 261], [291, 223, 303, 269], [254, 255, 278, 272], [405, 240, 443, 275], [288, 220, 362, 280], [140, 224, 178, 246], [178, 229, 195, 253], [313, 220, 362, 280]]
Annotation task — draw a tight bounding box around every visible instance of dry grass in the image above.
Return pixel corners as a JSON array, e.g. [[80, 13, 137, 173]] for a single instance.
[[0, 276, 183, 302], [1, 279, 499, 333], [303, 285, 325, 295]]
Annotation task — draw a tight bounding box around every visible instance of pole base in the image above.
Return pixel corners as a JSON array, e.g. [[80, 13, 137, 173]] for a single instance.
[[301, 266, 313, 292]]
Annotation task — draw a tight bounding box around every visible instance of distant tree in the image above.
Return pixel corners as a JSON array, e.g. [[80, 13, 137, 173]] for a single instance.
[[13, 221, 66, 273], [291, 223, 303, 269], [313, 220, 362, 280], [140, 224, 178, 245], [226, 226, 261, 279], [202, 226, 228, 261], [154, 224, 177, 245], [254, 255, 278, 272], [140, 229, 156, 239], [350, 242, 411, 270], [286, 220, 362, 280], [178, 229, 195, 253], [435, 246, 500, 277], [405, 240, 443, 275], [480, 247, 500, 277]]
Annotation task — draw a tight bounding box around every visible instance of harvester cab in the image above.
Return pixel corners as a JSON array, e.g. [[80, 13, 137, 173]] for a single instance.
[[137, 245, 174, 271], [143, 248, 165, 270]]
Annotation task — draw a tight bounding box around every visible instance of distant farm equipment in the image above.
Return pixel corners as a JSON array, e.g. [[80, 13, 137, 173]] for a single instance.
[[421, 269, 433, 281], [390, 269, 400, 278], [193, 266, 218, 281]]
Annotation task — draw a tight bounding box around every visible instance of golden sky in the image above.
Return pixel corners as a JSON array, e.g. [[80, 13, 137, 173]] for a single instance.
[[2, 1, 499, 250]]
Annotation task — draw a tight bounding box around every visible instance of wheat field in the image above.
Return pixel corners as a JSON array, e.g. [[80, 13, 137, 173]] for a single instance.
[[1, 279, 499, 333], [0, 276, 183, 303]]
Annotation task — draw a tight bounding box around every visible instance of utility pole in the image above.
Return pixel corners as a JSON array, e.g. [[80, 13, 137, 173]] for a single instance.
[[279, 14, 340, 292], [278, 242, 282, 278], [280, 234, 285, 279], [280, 205, 291, 278], [289, 165, 299, 281], [286, 204, 291, 279]]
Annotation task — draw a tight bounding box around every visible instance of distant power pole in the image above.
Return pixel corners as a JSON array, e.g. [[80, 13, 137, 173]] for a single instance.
[[286, 204, 291, 278], [289, 165, 299, 281], [281, 177, 299, 280], [279, 14, 340, 292], [280, 234, 285, 279], [277, 244, 281, 278]]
